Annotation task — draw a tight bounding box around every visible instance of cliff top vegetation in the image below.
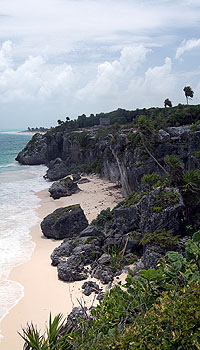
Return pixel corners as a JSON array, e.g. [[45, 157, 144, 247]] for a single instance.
[[44, 103, 200, 136]]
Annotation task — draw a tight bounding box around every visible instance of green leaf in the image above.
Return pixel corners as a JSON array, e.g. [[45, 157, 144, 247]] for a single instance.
[[193, 231, 200, 243]]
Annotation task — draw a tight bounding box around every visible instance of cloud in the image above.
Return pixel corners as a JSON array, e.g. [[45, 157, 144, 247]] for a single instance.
[[76, 45, 150, 100], [0, 40, 13, 71], [175, 38, 200, 59], [0, 41, 74, 102], [126, 57, 176, 108]]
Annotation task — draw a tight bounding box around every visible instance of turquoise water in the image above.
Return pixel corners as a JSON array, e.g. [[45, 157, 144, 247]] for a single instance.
[[0, 132, 31, 172], [0, 132, 49, 340]]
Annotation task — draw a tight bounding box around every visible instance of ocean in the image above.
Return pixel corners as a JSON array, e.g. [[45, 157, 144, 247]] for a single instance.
[[0, 131, 49, 339]]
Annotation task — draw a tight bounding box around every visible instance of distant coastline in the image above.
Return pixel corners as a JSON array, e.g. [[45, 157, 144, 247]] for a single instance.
[[1, 130, 45, 136]]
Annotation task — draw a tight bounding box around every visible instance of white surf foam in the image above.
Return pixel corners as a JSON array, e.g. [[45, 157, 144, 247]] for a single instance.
[[0, 164, 50, 333]]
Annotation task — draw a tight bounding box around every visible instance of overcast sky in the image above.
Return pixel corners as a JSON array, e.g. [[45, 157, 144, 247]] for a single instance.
[[0, 0, 200, 129]]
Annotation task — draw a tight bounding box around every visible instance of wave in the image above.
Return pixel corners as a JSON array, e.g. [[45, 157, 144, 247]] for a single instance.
[[0, 164, 50, 333]]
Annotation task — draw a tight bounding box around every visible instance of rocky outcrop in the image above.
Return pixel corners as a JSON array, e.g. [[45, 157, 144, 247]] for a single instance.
[[45, 158, 70, 181], [50, 187, 184, 283], [49, 177, 80, 199], [82, 281, 100, 296], [16, 126, 200, 195], [16, 133, 48, 165], [41, 205, 88, 239], [57, 255, 88, 281]]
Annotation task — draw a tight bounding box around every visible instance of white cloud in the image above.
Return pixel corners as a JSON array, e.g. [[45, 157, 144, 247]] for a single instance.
[[77, 45, 150, 100], [0, 40, 13, 71], [175, 38, 200, 59], [126, 57, 176, 108], [0, 41, 74, 102]]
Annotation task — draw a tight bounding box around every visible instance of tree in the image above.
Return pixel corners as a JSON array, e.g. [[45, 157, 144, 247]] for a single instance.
[[66, 117, 70, 122], [164, 98, 172, 108], [183, 86, 194, 105], [57, 119, 64, 125]]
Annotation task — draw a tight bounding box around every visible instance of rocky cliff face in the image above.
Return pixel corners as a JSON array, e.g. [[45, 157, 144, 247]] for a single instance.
[[16, 126, 200, 195]]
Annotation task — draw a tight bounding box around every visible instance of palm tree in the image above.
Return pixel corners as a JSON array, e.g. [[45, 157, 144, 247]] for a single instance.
[[183, 86, 194, 105], [164, 98, 172, 108]]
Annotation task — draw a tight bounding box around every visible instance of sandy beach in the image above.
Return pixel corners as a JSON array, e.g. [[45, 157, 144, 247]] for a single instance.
[[0, 175, 123, 350]]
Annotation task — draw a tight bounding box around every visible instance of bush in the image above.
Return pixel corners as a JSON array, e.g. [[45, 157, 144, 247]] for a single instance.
[[91, 207, 114, 229]]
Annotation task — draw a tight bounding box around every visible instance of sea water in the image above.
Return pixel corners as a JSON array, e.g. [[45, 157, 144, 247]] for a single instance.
[[0, 131, 50, 339]]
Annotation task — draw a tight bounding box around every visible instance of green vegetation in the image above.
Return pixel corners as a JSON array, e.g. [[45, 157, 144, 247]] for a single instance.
[[182, 169, 200, 207], [122, 191, 148, 208], [164, 98, 172, 108], [44, 104, 200, 136], [142, 172, 164, 190], [52, 205, 80, 219], [21, 234, 200, 350], [190, 120, 200, 132], [183, 85, 194, 105], [164, 154, 184, 186], [140, 229, 179, 249], [91, 207, 114, 229], [153, 189, 180, 212], [63, 177, 71, 185], [193, 150, 200, 159]]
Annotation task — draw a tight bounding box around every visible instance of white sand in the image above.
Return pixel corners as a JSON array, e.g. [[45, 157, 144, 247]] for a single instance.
[[0, 175, 124, 349]]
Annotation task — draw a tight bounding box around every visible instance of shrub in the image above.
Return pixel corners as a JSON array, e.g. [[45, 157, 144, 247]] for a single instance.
[[123, 191, 148, 208], [91, 207, 114, 229], [140, 229, 179, 250], [153, 189, 180, 212], [142, 172, 164, 190]]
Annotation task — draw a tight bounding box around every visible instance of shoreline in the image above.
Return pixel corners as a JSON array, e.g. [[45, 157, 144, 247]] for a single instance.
[[0, 175, 123, 349]]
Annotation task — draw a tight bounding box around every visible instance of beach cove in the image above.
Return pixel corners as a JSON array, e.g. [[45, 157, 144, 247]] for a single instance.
[[0, 175, 123, 349]]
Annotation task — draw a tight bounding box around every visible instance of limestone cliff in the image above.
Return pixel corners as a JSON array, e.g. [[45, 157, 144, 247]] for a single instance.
[[16, 126, 200, 195]]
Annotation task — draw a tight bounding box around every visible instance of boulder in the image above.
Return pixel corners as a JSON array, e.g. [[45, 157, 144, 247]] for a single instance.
[[45, 161, 70, 181], [49, 177, 80, 199], [41, 204, 88, 239], [91, 266, 115, 284], [97, 253, 111, 265], [135, 246, 164, 272], [158, 129, 170, 142], [82, 281, 100, 296], [66, 307, 88, 331], [50, 238, 76, 266], [72, 173, 81, 182], [57, 255, 88, 282], [78, 177, 90, 184], [79, 225, 103, 238]]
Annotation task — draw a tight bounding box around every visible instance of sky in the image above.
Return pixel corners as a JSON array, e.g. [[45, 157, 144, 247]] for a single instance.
[[0, 0, 200, 129]]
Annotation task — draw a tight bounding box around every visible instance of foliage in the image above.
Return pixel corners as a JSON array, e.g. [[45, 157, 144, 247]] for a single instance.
[[20, 313, 65, 350], [122, 191, 148, 208], [164, 98, 172, 108], [20, 235, 200, 350], [52, 205, 80, 219], [108, 245, 124, 271], [142, 172, 164, 190], [193, 150, 200, 159], [153, 189, 180, 212], [183, 86, 194, 105], [140, 229, 179, 249], [182, 169, 200, 206], [91, 207, 114, 229], [164, 154, 184, 186], [111, 283, 200, 350]]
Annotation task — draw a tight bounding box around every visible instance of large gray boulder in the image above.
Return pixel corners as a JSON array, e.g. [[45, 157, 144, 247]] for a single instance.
[[49, 177, 80, 199], [57, 255, 88, 281], [45, 161, 70, 181], [41, 204, 88, 239]]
